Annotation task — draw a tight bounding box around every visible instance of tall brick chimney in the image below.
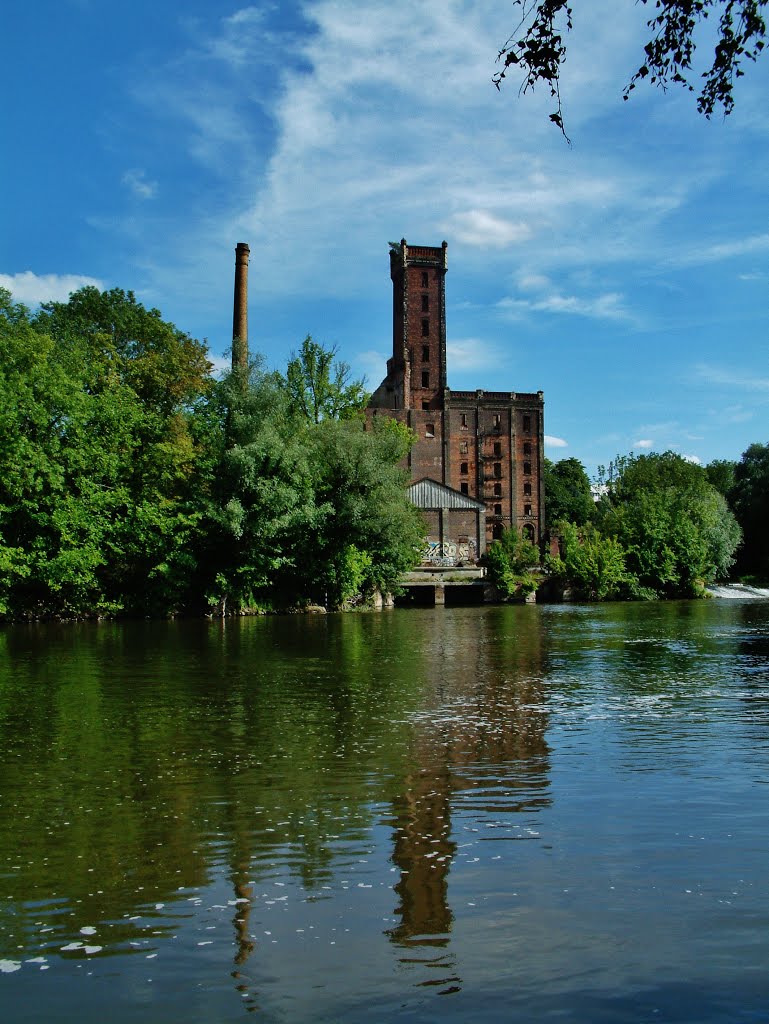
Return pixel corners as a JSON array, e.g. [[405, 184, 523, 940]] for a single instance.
[[232, 242, 250, 371]]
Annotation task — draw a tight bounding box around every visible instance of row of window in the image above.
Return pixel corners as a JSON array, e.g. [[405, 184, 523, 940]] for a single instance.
[[457, 413, 534, 433], [458, 457, 532, 475]]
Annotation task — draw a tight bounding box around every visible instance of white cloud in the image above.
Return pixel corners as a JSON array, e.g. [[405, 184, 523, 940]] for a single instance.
[[122, 169, 158, 200], [447, 337, 500, 371], [545, 435, 568, 448], [445, 210, 531, 248], [0, 271, 104, 305], [695, 363, 769, 393], [672, 232, 769, 267], [634, 438, 653, 449], [682, 454, 702, 465], [498, 290, 633, 323]]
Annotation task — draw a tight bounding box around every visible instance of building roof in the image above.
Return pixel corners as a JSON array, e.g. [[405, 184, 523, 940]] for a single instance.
[[408, 477, 486, 511]]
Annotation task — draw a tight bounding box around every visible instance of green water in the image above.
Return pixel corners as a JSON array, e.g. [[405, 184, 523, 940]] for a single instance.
[[1, 601, 768, 1022]]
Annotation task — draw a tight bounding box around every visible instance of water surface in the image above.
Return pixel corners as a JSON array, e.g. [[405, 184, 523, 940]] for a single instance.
[[1, 601, 768, 1022]]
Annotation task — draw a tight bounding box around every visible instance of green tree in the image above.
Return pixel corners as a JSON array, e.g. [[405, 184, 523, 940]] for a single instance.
[[730, 442, 769, 581], [483, 526, 541, 600], [281, 335, 368, 424], [0, 287, 215, 618], [206, 355, 423, 613], [546, 520, 629, 601], [544, 456, 594, 530], [597, 451, 741, 597], [494, 1, 768, 137], [705, 458, 737, 497]]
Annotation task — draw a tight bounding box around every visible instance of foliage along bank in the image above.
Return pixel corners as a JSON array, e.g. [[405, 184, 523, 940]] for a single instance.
[[486, 450, 752, 602], [0, 289, 424, 619]]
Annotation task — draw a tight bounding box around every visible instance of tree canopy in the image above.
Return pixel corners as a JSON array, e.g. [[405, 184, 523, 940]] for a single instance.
[[0, 290, 422, 619], [596, 451, 741, 597], [544, 456, 594, 530], [494, 1, 768, 137], [730, 442, 769, 581]]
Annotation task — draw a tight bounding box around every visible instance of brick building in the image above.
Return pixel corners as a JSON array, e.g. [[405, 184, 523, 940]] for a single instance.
[[368, 239, 545, 565]]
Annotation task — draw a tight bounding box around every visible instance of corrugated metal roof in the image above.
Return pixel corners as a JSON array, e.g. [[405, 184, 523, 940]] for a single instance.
[[408, 478, 486, 511]]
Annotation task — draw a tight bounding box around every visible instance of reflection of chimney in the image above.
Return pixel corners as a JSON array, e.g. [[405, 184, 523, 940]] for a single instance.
[[232, 242, 250, 371]]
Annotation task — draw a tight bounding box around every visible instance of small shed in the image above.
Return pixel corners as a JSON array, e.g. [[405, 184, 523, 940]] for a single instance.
[[408, 478, 487, 566]]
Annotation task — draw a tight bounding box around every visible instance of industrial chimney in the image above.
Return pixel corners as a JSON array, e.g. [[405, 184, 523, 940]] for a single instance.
[[232, 242, 250, 372]]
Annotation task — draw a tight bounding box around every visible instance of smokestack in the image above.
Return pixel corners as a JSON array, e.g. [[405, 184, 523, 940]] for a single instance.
[[232, 242, 250, 371]]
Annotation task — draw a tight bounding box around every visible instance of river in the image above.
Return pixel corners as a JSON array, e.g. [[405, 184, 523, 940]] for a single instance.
[[1, 599, 768, 1022]]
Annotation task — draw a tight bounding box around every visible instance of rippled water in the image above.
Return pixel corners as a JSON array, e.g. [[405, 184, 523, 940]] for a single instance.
[[1, 600, 768, 1022]]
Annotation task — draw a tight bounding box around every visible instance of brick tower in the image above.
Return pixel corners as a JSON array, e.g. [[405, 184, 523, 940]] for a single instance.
[[368, 239, 545, 561]]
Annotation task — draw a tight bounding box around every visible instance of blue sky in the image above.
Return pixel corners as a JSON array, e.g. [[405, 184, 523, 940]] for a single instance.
[[2, 0, 767, 476]]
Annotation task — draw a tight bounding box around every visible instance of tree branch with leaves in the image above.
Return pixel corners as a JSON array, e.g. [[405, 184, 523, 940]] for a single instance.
[[494, 0, 767, 138]]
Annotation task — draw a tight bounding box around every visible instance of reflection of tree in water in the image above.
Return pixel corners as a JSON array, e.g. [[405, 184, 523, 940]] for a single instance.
[[386, 606, 552, 993], [0, 608, 554, 1008]]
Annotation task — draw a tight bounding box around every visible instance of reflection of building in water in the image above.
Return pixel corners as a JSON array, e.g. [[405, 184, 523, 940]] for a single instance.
[[387, 608, 552, 986]]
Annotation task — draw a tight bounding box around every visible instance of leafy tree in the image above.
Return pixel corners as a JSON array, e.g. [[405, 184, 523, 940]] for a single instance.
[[544, 456, 594, 530], [546, 520, 629, 601], [483, 526, 541, 600], [281, 335, 368, 424], [494, 1, 768, 137], [0, 287, 215, 618], [705, 458, 737, 497], [300, 416, 425, 606], [730, 442, 769, 580], [206, 355, 423, 613], [597, 451, 741, 597]]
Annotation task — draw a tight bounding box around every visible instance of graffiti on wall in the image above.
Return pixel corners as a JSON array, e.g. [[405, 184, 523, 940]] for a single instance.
[[423, 539, 477, 567]]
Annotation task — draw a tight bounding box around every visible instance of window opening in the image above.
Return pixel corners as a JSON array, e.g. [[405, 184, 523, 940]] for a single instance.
[[493, 462, 502, 479], [421, 271, 428, 287], [524, 482, 532, 496], [493, 442, 502, 457], [460, 462, 468, 475], [493, 413, 501, 429], [425, 422, 435, 438], [524, 461, 531, 475], [460, 413, 468, 430], [421, 370, 429, 388], [421, 318, 429, 337], [492, 523, 504, 540], [422, 345, 430, 361], [522, 414, 531, 433], [524, 503, 532, 516], [523, 442, 531, 456], [460, 482, 469, 495], [421, 294, 429, 312], [494, 503, 502, 516], [459, 440, 468, 455]]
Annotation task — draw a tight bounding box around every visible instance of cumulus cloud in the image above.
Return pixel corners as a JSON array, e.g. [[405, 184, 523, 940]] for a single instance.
[[634, 439, 653, 449], [0, 271, 104, 305], [545, 435, 568, 448], [682, 454, 702, 464]]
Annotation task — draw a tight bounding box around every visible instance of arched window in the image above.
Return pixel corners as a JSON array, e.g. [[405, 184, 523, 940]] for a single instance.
[[492, 523, 504, 540], [522, 523, 535, 543]]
